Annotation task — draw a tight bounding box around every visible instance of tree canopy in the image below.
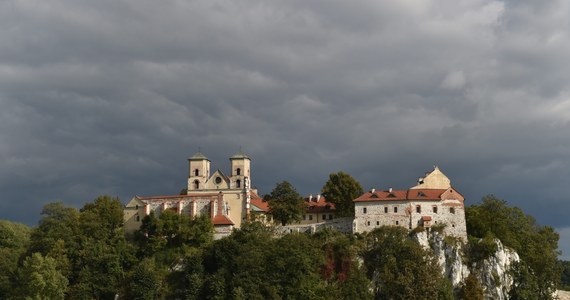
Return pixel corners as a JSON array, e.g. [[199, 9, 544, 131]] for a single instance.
[[0, 192, 565, 299], [265, 181, 305, 226], [466, 195, 561, 299], [321, 172, 363, 217]]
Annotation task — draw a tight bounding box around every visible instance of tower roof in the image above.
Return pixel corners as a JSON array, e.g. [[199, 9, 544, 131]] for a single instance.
[[188, 152, 210, 161], [230, 150, 250, 160]]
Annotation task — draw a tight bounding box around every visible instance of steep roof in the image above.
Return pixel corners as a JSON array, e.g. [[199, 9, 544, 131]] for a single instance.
[[212, 215, 234, 225], [410, 166, 451, 189], [188, 152, 210, 161], [250, 192, 269, 212], [230, 150, 250, 160]]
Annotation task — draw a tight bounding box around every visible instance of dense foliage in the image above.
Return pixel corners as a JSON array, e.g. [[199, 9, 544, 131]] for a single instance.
[[264, 181, 306, 225], [466, 195, 561, 299], [321, 172, 363, 217], [0, 193, 564, 299]]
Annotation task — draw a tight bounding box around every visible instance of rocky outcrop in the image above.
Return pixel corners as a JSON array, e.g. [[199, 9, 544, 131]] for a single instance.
[[473, 240, 519, 300], [412, 230, 520, 300]]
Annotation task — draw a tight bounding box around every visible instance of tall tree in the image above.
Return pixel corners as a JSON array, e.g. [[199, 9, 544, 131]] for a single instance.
[[0, 220, 31, 298], [362, 226, 450, 299], [265, 181, 305, 226], [68, 195, 133, 299], [321, 171, 363, 217], [466, 195, 561, 299], [17, 253, 68, 299]]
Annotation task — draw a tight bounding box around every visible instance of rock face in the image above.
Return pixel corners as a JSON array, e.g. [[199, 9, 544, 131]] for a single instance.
[[413, 230, 520, 299]]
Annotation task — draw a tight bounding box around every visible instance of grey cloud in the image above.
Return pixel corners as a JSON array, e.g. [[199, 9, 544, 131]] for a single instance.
[[1, 0, 570, 252]]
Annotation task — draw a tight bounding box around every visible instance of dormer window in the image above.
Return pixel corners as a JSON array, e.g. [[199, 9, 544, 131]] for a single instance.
[[417, 191, 426, 197], [236, 168, 241, 175]]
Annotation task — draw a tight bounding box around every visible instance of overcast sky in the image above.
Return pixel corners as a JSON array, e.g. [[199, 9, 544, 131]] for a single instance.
[[1, 0, 569, 258]]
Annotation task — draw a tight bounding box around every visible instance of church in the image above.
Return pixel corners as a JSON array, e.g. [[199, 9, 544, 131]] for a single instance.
[[124, 152, 467, 241], [123, 151, 263, 238]]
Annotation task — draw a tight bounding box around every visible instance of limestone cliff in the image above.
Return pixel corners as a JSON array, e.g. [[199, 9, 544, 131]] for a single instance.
[[413, 230, 520, 299]]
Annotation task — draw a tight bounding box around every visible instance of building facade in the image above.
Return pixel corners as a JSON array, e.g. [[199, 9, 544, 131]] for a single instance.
[[353, 166, 467, 240], [123, 151, 257, 236]]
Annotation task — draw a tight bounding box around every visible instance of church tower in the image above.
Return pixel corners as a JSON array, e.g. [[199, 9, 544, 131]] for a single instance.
[[229, 150, 251, 190], [187, 152, 210, 191]]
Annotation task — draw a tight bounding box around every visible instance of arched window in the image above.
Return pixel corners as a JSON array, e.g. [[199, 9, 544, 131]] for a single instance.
[[236, 179, 241, 188], [194, 169, 199, 176], [236, 168, 241, 175], [194, 180, 200, 190]]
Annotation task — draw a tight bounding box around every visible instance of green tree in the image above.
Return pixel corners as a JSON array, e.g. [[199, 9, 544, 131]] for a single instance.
[[561, 260, 570, 290], [362, 226, 447, 299], [0, 220, 31, 298], [68, 195, 133, 299], [17, 252, 68, 300], [458, 273, 484, 300], [321, 172, 363, 217], [466, 195, 561, 299], [126, 258, 166, 299], [265, 181, 305, 226], [28, 202, 80, 257]]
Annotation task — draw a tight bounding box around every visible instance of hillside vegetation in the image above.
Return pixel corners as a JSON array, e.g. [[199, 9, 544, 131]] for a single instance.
[[0, 195, 565, 299]]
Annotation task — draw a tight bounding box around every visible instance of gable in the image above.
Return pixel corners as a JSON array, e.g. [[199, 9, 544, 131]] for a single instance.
[[204, 169, 230, 189]]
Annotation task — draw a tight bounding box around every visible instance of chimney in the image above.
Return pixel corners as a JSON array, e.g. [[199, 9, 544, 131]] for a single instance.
[[317, 194, 321, 202], [371, 188, 375, 193], [309, 194, 313, 202], [389, 187, 393, 193]]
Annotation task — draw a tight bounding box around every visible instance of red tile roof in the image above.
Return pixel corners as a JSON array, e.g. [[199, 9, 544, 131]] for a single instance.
[[354, 188, 464, 202], [354, 189, 408, 202], [212, 215, 234, 225], [250, 192, 269, 212], [136, 193, 220, 201], [304, 195, 335, 213]]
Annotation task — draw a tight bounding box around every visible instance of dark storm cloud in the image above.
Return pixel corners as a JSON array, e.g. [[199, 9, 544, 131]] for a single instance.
[[1, 0, 570, 258]]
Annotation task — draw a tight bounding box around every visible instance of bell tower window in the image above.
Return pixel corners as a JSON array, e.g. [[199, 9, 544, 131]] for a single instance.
[[194, 180, 200, 190], [194, 169, 199, 176], [236, 179, 241, 188], [236, 168, 241, 175]]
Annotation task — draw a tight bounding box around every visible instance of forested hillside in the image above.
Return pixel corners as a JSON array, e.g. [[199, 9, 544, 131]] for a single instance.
[[0, 195, 565, 299]]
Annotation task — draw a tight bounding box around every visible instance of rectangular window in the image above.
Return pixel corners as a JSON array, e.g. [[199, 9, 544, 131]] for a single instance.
[[329, 214, 333, 220], [384, 207, 388, 213], [416, 205, 421, 213], [303, 215, 307, 220], [363, 207, 367, 214], [367, 221, 370, 226], [376, 221, 380, 226], [396, 221, 399, 225], [394, 207, 398, 213], [450, 207, 455, 214], [309, 215, 313, 220], [322, 214, 326, 220], [433, 206, 438, 213]]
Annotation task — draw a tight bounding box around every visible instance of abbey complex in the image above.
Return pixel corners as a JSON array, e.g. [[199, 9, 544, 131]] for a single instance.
[[124, 151, 467, 240]]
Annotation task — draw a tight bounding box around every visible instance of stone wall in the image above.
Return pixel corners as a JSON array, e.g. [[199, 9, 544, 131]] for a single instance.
[[276, 217, 353, 235], [354, 200, 467, 240]]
